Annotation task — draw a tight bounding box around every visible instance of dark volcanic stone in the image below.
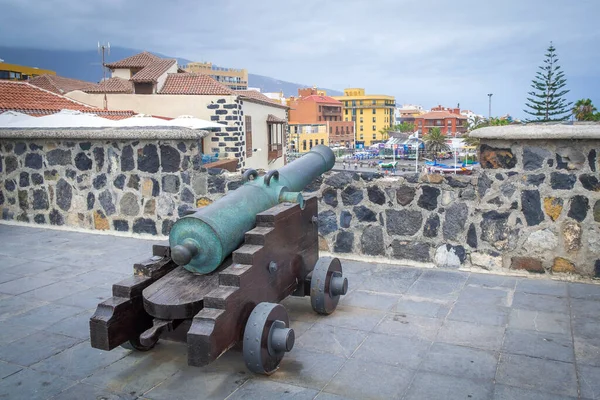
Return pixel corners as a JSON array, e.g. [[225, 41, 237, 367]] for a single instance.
[[495, 173, 504, 181], [65, 169, 76, 180], [386, 209, 423, 236], [114, 174, 126, 189], [589, 149, 597, 172], [418, 186, 440, 211], [0, 190, 3, 206], [49, 209, 64, 225], [354, 205, 377, 222], [160, 145, 181, 172], [322, 188, 338, 207], [500, 183, 516, 198], [340, 211, 352, 228], [87, 192, 95, 210], [74, 152, 92, 171], [480, 211, 510, 245], [14, 142, 27, 155], [127, 174, 140, 190], [150, 178, 159, 196], [5, 180, 16, 192], [47, 149, 72, 166], [162, 220, 175, 236], [423, 214, 440, 238], [121, 145, 134, 171], [16, 212, 29, 223], [93, 174, 107, 190], [334, 231, 354, 253], [79, 142, 91, 150], [318, 210, 337, 236], [341, 186, 363, 206], [177, 142, 187, 152], [29, 143, 42, 151], [391, 240, 431, 262], [34, 214, 45, 224], [467, 223, 478, 248], [132, 218, 157, 235], [99, 190, 116, 216], [595, 200, 600, 223], [138, 144, 159, 173], [113, 220, 129, 232], [162, 175, 180, 193], [360, 172, 383, 182], [5, 156, 18, 174], [304, 176, 323, 192], [324, 173, 353, 189], [443, 202, 468, 240], [180, 171, 191, 186], [25, 153, 43, 169], [361, 225, 385, 255], [568, 195, 589, 222], [181, 187, 194, 203], [93, 147, 105, 171], [446, 176, 469, 188], [227, 180, 242, 191], [208, 175, 225, 194], [18, 190, 28, 209], [488, 197, 503, 206], [367, 186, 386, 205], [550, 172, 576, 190], [405, 173, 419, 183], [547, 159, 554, 167], [19, 172, 29, 187], [56, 178, 72, 211], [523, 147, 550, 170], [595, 260, 600, 278], [178, 204, 193, 218], [32, 189, 49, 210], [555, 154, 568, 169], [396, 186, 416, 206], [480, 144, 516, 169], [477, 173, 492, 198], [579, 174, 600, 191], [521, 190, 544, 226], [526, 174, 545, 186], [31, 173, 43, 185]]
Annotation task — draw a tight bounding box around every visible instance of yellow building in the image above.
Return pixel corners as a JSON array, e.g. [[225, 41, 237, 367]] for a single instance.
[[333, 88, 395, 147], [288, 123, 329, 153], [0, 62, 55, 81], [183, 62, 248, 90]]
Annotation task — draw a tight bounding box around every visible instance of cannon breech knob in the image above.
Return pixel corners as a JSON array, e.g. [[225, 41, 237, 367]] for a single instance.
[[171, 239, 200, 266]]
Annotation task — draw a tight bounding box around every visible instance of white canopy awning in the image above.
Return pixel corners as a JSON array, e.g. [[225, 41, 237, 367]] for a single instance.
[[164, 115, 223, 130], [2, 110, 118, 128], [0, 111, 34, 126]]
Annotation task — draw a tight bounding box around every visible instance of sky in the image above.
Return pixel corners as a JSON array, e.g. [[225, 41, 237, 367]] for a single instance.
[[1, 0, 599, 119]]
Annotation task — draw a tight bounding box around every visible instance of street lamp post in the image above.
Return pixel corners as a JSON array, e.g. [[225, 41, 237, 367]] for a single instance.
[[487, 93, 493, 122]]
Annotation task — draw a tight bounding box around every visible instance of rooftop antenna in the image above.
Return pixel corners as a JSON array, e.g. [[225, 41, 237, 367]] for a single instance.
[[98, 42, 110, 110]]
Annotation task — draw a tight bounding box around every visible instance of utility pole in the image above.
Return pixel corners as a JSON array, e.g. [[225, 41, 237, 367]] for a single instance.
[[487, 93, 493, 122], [98, 42, 110, 110]]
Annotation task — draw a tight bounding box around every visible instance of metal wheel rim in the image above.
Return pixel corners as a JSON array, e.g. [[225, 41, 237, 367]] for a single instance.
[[310, 257, 343, 315]]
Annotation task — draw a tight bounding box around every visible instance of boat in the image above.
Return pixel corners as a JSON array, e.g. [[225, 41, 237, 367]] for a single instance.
[[425, 160, 474, 175]]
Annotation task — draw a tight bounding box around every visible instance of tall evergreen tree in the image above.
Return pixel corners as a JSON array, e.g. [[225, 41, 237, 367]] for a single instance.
[[524, 42, 572, 121]]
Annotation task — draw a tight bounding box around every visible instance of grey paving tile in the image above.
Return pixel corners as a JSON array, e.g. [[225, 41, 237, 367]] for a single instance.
[[404, 371, 493, 400], [404, 279, 463, 303], [67, 269, 129, 288], [0, 295, 47, 321], [420, 342, 498, 381], [0, 271, 20, 284], [0, 322, 40, 346], [578, 364, 600, 400], [457, 285, 512, 307], [312, 306, 385, 332], [324, 358, 414, 400], [268, 348, 346, 390], [289, 320, 314, 339], [352, 332, 430, 369], [511, 291, 569, 314], [0, 360, 21, 379], [357, 274, 416, 294], [516, 279, 568, 296], [315, 393, 353, 400], [5, 259, 58, 277], [0, 368, 75, 400], [50, 382, 136, 400], [0, 275, 59, 295], [374, 313, 442, 341], [574, 336, 600, 367], [46, 309, 94, 340], [496, 353, 578, 397], [395, 297, 451, 318], [0, 255, 28, 270], [227, 380, 319, 400], [569, 282, 600, 301], [18, 280, 90, 302], [0, 331, 81, 366], [571, 298, 600, 321], [572, 318, 600, 345], [508, 309, 571, 335], [54, 286, 111, 309], [339, 289, 399, 311], [493, 384, 578, 400], [437, 320, 506, 351], [31, 340, 130, 380], [419, 269, 469, 284], [36, 264, 96, 280], [447, 302, 510, 326], [502, 328, 573, 363], [3, 302, 83, 329], [466, 273, 517, 289], [295, 324, 367, 358], [280, 296, 321, 323]]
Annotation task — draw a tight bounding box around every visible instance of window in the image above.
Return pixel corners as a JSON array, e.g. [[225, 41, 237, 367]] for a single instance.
[[345, 117, 348, 121], [352, 100, 356, 106], [345, 109, 348, 115], [360, 109, 363, 115], [319, 106, 322, 112], [360, 125, 363, 131], [335, 126, 339, 134], [345, 101, 349, 107], [360, 135, 364, 139], [372, 100, 376, 105], [0, 71, 9, 79], [245, 116, 253, 157], [318, 116, 321, 121], [329, 127, 332, 134], [360, 117, 363, 123], [350, 126, 353, 133], [372, 125, 376, 131], [372, 117, 376, 123], [345, 126, 349, 134], [309, 139, 313, 149], [372, 109, 376, 114], [359, 100, 363, 105], [303, 140, 307, 151], [372, 134, 376, 139], [321, 139, 325, 145]]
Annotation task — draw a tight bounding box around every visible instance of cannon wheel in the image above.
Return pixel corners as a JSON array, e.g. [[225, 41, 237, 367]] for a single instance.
[[310, 257, 348, 315], [120, 337, 156, 352], [243, 302, 295, 375]]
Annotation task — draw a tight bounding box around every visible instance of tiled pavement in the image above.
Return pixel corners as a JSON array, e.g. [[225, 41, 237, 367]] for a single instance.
[[0, 224, 599, 400]]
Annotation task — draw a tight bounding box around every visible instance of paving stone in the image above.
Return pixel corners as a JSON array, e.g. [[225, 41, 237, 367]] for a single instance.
[[496, 353, 578, 397], [288, 320, 314, 340], [340, 290, 399, 311], [516, 279, 568, 296], [227, 380, 319, 400], [0, 274, 59, 295], [572, 318, 600, 346], [574, 336, 600, 367], [54, 286, 111, 309], [503, 328, 573, 362], [404, 371, 493, 400], [357, 274, 416, 294], [447, 302, 510, 326], [404, 280, 463, 303], [437, 320, 506, 351], [418, 268, 469, 284], [466, 273, 517, 289], [0, 322, 41, 346], [279, 296, 321, 323], [457, 285, 512, 307], [3, 302, 83, 329], [569, 282, 600, 301], [295, 324, 366, 358], [0, 271, 19, 284], [511, 291, 569, 314], [493, 384, 578, 400], [570, 298, 600, 321], [578, 364, 600, 400], [324, 358, 414, 400], [395, 298, 451, 318], [0, 331, 81, 366], [0, 295, 47, 321], [49, 383, 135, 400], [0, 360, 21, 379], [374, 313, 442, 341], [0, 255, 27, 270], [35, 263, 92, 280], [46, 309, 94, 340], [313, 306, 384, 332], [353, 332, 430, 369], [68, 270, 129, 287], [314, 393, 351, 400], [0, 368, 75, 400], [508, 309, 571, 335], [419, 342, 498, 381], [19, 280, 90, 302]]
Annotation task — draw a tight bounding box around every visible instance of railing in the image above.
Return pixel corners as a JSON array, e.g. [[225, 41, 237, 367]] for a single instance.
[[268, 144, 283, 161], [345, 103, 396, 108]]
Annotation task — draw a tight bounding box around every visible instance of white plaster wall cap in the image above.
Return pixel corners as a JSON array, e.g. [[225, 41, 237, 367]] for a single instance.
[[470, 122, 600, 140], [0, 127, 210, 140]]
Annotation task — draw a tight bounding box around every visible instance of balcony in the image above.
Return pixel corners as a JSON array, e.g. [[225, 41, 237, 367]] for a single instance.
[[346, 103, 396, 109], [268, 144, 283, 161], [322, 108, 342, 116]]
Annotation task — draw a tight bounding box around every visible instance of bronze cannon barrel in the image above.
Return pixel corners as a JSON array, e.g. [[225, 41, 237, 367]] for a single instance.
[[169, 145, 335, 274]]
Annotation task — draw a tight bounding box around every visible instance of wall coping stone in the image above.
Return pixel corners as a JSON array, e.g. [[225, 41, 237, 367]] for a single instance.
[[471, 123, 600, 139], [0, 127, 211, 140]]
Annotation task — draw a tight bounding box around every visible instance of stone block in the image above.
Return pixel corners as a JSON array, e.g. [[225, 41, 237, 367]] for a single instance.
[[334, 230, 354, 253], [579, 174, 600, 191], [74, 152, 91, 171], [160, 144, 180, 172], [562, 221, 582, 252], [132, 218, 157, 235], [318, 210, 337, 236], [556, 146, 585, 170], [479, 144, 516, 169], [354, 205, 376, 222], [318, 235, 329, 251], [550, 172, 576, 190], [137, 144, 159, 173], [524, 229, 558, 252], [367, 185, 386, 205], [24, 153, 43, 169], [119, 192, 140, 216], [196, 197, 212, 207], [420, 173, 444, 184], [361, 225, 385, 256], [46, 149, 71, 166], [98, 190, 115, 215], [594, 200, 600, 222], [418, 186, 440, 211], [386, 209, 423, 236], [93, 210, 109, 230], [120, 145, 134, 171], [470, 252, 502, 271], [589, 149, 597, 172], [322, 188, 338, 207], [510, 257, 544, 273], [434, 244, 466, 269], [396, 185, 415, 206], [162, 174, 180, 193], [56, 178, 72, 212], [340, 210, 352, 228], [341, 185, 363, 205], [391, 240, 431, 262], [523, 146, 551, 170], [423, 214, 440, 238], [543, 197, 563, 221], [567, 195, 588, 222], [552, 257, 576, 273], [443, 202, 468, 240]]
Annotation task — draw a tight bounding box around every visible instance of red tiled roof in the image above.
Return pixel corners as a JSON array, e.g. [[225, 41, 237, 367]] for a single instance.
[[417, 110, 467, 120], [235, 90, 288, 109], [159, 73, 234, 95], [0, 81, 134, 119], [105, 51, 160, 69], [299, 95, 342, 104], [83, 77, 134, 94], [28, 74, 98, 95], [131, 59, 176, 83]]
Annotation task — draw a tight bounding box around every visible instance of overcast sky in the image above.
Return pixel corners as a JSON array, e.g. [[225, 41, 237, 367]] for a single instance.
[[2, 0, 599, 118]]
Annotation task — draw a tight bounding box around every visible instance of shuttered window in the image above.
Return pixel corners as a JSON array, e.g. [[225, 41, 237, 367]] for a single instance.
[[245, 115, 252, 157]]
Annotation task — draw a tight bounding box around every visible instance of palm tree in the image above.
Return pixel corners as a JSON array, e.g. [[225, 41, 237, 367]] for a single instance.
[[572, 99, 597, 121], [423, 127, 449, 159], [462, 132, 480, 147], [378, 128, 389, 143]]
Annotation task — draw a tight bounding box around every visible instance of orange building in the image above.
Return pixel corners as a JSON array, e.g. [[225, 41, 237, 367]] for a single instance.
[[413, 105, 468, 136], [288, 88, 354, 149]]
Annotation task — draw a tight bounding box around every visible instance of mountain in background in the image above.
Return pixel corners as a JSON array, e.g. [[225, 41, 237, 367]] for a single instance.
[[0, 46, 342, 97]]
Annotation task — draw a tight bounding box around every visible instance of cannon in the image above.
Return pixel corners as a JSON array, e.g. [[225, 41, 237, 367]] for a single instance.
[[89, 145, 349, 375]]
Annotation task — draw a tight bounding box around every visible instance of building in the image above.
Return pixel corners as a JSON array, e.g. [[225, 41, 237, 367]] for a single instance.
[[288, 87, 354, 151], [248, 88, 287, 106], [0, 61, 55, 81], [413, 105, 468, 136], [395, 104, 425, 125], [288, 123, 329, 153], [28, 74, 97, 95], [333, 88, 395, 147], [183, 62, 248, 90]]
